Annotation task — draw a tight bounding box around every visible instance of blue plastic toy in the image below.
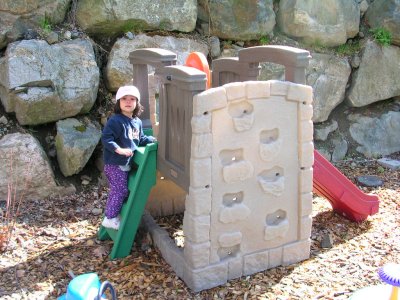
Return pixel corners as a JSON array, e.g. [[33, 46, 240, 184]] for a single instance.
[[58, 273, 117, 300]]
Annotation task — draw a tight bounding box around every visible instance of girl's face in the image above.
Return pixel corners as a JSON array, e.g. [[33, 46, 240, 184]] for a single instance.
[[119, 95, 137, 117]]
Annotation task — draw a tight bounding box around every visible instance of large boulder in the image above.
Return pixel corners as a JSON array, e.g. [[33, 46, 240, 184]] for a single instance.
[[0, 133, 69, 201], [55, 118, 102, 177], [0, 39, 100, 125], [105, 34, 209, 91], [365, 0, 400, 46], [349, 111, 400, 157], [197, 0, 275, 40], [76, 0, 197, 37], [277, 0, 359, 47], [315, 98, 400, 161], [307, 53, 351, 123], [347, 40, 400, 107], [0, 0, 71, 49]]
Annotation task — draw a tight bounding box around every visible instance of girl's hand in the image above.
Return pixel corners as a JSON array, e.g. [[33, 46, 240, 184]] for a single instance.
[[115, 148, 133, 157]]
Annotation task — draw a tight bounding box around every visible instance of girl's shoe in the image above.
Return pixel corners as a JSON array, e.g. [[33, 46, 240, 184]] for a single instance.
[[102, 217, 120, 230]]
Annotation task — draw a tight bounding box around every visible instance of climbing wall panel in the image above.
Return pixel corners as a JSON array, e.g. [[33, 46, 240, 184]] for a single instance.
[[182, 80, 313, 291]]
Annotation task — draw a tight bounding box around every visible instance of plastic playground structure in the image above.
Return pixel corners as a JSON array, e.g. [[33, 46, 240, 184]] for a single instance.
[[97, 45, 379, 292]]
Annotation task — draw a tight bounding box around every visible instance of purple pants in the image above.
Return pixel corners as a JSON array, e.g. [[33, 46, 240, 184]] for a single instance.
[[104, 164, 129, 218]]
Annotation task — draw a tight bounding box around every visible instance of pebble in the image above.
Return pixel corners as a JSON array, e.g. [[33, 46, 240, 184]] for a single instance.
[[63, 30, 72, 40], [125, 31, 135, 39], [16, 270, 25, 278], [321, 233, 333, 248], [0, 115, 8, 125], [91, 208, 103, 216], [377, 158, 400, 170], [71, 30, 80, 39], [356, 175, 384, 187], [81, 175, 92, 182], [45, 31, 59, 44], [236, 41, 244, 47], [24, 29, 39, 40]]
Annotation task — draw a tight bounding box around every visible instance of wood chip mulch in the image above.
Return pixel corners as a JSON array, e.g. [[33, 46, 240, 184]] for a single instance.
[[0, 156, 399, 299]]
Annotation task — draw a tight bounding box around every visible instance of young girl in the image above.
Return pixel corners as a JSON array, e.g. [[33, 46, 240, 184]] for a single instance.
[[101, 85, 156, 230]]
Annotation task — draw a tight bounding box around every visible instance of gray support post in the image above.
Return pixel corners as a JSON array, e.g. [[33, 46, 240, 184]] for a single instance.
[[211, 57, 261, 88], [129, 48, 177, 128], [238, 45, 311, 84], [132, 64, 150, 127], [157, 65, 207, 191]]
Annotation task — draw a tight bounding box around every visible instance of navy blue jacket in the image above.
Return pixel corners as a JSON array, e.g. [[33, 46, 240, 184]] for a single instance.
[[102, 114, 155, 166]]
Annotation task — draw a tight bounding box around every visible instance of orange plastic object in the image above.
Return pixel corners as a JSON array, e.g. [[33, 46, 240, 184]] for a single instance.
[[185, 52, 211, 89]]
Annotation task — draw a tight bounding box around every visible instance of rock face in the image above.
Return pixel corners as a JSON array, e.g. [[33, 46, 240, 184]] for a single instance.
[[105, 35, 209, 91], [55, 118, 102, 177], [0, 133, 64, 201], [0, 0, 71, 49], [307, 53, 351, 123], [197, 0, 275, 40], [365, 0, 400, 46], [277, 0, 359, 47], [0, 39, 100, 125], [347, 40, 400, 107], [349, 111, 400, 157], [76, 0, 197, 36]]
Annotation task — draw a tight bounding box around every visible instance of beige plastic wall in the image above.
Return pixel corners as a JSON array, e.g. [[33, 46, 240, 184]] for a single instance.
[[143, 79, 314, 292]]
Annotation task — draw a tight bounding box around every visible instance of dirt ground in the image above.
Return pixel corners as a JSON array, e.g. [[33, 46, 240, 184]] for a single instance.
[[0, 154, 399, 300]]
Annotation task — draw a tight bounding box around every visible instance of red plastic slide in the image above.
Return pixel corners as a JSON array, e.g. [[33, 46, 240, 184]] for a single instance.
[[313, 150, 379, 222]]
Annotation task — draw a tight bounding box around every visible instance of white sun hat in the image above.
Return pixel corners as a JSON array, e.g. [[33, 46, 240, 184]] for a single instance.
[[115, 85, 141, 102]]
